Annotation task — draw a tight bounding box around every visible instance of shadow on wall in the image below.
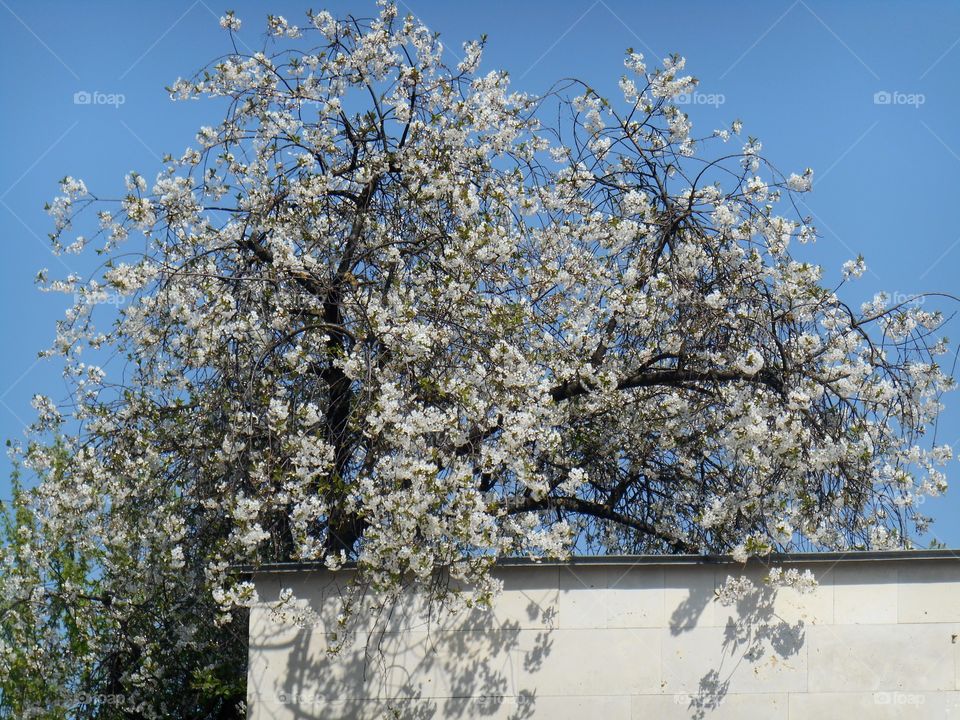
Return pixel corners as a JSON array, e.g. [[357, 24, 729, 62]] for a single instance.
[[248, 566, 813, 720], [277, 622, 547, 719], [249, 571, 555, 719], [669, 576, 805, 719]]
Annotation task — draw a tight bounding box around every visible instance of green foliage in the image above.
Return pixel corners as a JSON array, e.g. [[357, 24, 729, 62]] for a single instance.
[[0, 444, 247, 719]]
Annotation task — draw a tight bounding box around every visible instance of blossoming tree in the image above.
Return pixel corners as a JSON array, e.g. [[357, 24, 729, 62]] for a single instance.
[[1, 3, 953, 717]]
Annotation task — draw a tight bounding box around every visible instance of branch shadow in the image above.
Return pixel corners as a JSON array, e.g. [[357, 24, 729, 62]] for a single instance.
[[247, 571, 554, 719], [680, 578, 806, 719]]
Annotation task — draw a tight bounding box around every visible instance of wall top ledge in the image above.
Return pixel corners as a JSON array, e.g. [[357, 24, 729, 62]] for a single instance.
[[236, 548, 960, 576]]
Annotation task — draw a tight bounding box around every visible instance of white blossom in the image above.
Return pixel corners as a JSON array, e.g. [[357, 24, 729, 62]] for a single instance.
[[219, 11, 241, 32]]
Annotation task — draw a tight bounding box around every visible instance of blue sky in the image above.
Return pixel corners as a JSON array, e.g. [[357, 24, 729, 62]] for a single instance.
[[1, 0, 959, 544]]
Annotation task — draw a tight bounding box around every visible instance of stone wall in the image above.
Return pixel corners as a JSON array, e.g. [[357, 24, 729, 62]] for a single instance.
[[246, 555, 960, 719]]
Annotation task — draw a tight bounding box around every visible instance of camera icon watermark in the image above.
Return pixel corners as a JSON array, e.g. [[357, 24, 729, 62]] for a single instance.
[[73, 90, 126, 108], [873, 90, 925, 108], [675, 91, 725, 108]]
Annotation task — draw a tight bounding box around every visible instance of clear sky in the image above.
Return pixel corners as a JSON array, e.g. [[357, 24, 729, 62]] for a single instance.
[[1, 0, 959, 544]]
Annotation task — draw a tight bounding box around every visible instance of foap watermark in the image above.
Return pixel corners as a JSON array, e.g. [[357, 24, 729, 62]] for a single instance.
[[874, 691, 926, 706], [276, 691, 327, 706], [885, 290, 926, 308], [672, 693, 726, 707], [675, 91, 725, 108], [74, 90, 126, 108], [74, 291, 129, 308], [71, 693, 127, 707], [873, 90, 925, 108]]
